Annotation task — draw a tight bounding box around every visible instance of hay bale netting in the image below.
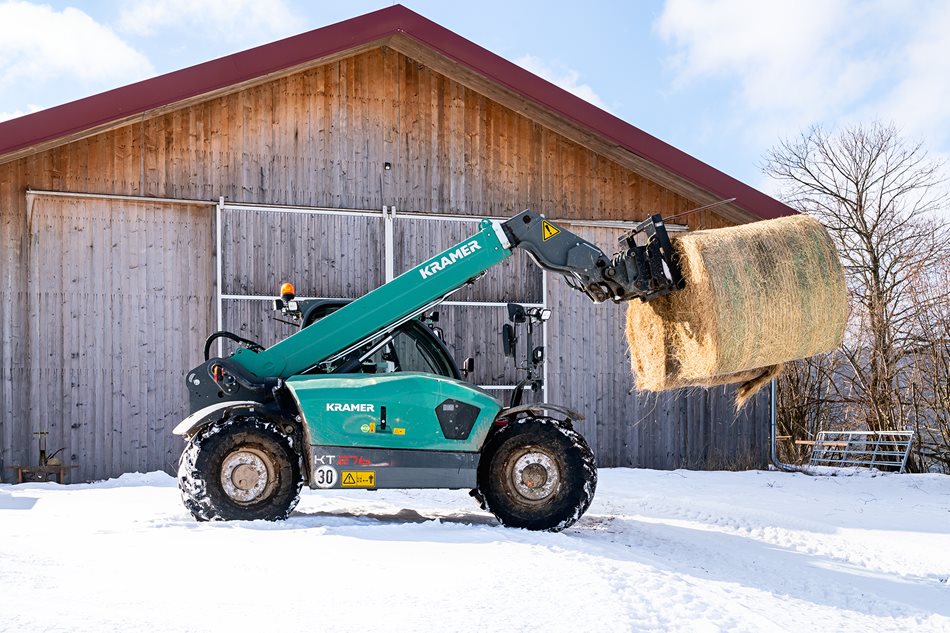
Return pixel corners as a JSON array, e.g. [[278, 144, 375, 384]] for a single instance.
[[625, 214, 848, 404]]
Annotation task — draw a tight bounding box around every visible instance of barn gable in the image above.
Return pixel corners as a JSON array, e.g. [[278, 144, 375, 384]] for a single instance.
[[5, 48, 716, 222], [0, 5, 793, 223], [0, 7, 778, 481]]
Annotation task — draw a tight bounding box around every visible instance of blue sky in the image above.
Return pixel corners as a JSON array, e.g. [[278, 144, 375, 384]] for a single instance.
[[2, 0, 949, 195]]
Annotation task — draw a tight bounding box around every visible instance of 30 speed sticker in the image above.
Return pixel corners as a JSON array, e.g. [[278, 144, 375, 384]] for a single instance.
[[314, 465, 338, 489]]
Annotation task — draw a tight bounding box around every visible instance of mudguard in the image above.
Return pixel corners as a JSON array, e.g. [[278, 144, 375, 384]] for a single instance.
[[498, 403, 585, 423], [172, 401, 262, 437]]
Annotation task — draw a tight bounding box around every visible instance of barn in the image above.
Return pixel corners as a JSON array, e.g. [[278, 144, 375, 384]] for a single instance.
[[0, 5, 794, 483]]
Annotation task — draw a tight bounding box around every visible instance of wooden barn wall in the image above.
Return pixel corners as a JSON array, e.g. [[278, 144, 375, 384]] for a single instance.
[[548, 224, 770, 469], [0, 46, 758, 480]]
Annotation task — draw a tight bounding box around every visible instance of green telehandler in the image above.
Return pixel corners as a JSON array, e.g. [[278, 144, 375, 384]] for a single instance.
[[174, 210, 683, 530]]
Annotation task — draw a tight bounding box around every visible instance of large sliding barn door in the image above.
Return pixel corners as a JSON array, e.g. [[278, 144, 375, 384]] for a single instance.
[[26, 193, 213, 481]]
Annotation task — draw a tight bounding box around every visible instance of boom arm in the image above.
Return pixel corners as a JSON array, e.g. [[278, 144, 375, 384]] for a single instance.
[[229, 211, 682, 380]]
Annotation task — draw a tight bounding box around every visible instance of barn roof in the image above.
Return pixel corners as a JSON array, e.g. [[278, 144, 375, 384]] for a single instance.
[[0, 5, 794, 221]]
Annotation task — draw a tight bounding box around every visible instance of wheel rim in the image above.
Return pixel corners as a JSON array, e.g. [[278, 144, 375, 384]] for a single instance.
[[510, 450, 560, 501], [220, 448, 276, 504]]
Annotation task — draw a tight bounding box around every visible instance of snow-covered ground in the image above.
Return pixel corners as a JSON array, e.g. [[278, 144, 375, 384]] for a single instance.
[[1, 469, 948, 633]]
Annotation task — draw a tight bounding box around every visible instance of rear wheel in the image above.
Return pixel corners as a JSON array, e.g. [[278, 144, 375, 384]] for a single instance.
[[178, 416, 302, 521], [478, 417, 596, 531]]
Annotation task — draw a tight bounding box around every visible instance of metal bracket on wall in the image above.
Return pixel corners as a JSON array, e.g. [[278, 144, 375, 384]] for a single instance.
[[383, 205, 395, 282]]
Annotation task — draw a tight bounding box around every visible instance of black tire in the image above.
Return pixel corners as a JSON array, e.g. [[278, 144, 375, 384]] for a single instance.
[[178, 416, 303, 521], [477, 417, 597, 531]]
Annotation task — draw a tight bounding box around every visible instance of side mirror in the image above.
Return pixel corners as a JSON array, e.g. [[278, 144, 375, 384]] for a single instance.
[[507, 303, 526, 323], [532, 346, 545, 365], [502, 323, 516, 357], [431, 326, 445, 341], [462, 357, 475, 377]]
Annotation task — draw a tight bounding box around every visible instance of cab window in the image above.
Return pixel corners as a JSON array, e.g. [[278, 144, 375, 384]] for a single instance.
[[391, 330, 440, 374]]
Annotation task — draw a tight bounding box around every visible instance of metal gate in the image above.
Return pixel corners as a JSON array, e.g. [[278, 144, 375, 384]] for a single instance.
[[216, 202, 547, 398], [808, 430, 913, 472]]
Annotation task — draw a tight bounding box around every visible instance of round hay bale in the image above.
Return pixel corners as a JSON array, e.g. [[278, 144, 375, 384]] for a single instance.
[[625, 214, 847, 397]]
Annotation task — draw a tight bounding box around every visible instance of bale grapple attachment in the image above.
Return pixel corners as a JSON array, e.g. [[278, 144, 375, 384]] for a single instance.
[[500, 210, 684, 303]]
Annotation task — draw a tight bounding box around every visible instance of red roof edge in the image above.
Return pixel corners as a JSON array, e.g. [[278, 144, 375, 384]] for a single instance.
[[0, 4, 795, 220]]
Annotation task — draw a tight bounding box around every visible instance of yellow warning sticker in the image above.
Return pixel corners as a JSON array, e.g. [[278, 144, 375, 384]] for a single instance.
[[541, 220, 561, 241], [341, 471, 376, 488], [393, 428, 406, 436]]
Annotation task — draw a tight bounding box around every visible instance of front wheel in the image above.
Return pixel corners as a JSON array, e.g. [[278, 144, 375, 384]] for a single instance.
[[477, 417, 597, 531], [178, 416, 303, 521]]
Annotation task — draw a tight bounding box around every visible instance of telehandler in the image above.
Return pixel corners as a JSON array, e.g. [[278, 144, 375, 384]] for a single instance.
[[174, 210, 683, 530]]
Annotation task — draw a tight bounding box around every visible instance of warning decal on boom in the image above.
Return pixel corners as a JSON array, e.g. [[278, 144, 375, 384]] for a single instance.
[[541, 220, 560, 241], [341, 471, 376, 488]]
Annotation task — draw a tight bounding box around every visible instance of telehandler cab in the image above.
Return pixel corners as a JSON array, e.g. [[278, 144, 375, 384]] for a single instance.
[[175, 210, 683, 530]]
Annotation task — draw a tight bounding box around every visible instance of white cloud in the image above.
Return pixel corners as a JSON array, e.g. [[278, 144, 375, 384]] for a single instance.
[[515, 54, 610, 111], [0, 103, 42, 122], [864, 2, 950, 148], [0, 2, 153, 87], [655, 0, 950, 196], [117, 0, 303, 40], [655, 0, 950, 152], [656, 1, 887, 134]]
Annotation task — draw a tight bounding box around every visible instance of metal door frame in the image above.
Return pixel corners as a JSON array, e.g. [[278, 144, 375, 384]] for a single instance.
[[215, 200, 548, 397]]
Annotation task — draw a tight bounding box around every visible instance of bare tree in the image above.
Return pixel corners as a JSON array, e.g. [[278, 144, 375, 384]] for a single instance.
[[906, 260, 950, 471], [765, 122, 950, 446], [775, 353, 843, 463]]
